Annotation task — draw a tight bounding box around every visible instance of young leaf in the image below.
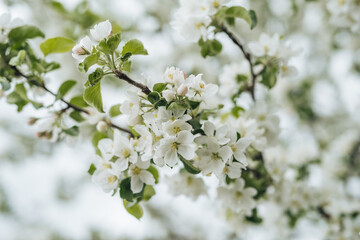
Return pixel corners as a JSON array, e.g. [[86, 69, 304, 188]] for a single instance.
[[180, 156, 201, 174], [121, 39, 148, 56], [109, 104, 122, 117], [88, 164, 96, 175], [70, 95, 89, 108], [198, 38, 222, 58], [83, 52, 100, 72], [260, 66, 279, 89], [225, 6, 252, 27], [143, 185, 156, 201], [123, 200, 143, 220], [40, 37, 75, 56], [9, 50, 26, 66], [69, 111, 85, 122], [152, 83, 167, 93], [147, 165, 159, 184], [88, 68, 104, 86], [249, 10, 257, 29], [8, 25, 45, 43], [56, 80, 77, 100], [121, 60, 132, 72], [63, 126, 79, 136], [83, 82, 104, 112], [147, 91, 161, 104]]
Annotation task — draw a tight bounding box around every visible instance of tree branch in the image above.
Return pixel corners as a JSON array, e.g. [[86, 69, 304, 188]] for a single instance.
[[220, 24, 258, 101], [11, 66, 134, 136], [114, 70, 151, 95]]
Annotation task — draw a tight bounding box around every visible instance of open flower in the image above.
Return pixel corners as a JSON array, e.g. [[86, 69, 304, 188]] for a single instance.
[[90, 20, 112, 41], [129, 161, 155, 193], [248, 33, 280, 57], [155, 130, 195, 167]]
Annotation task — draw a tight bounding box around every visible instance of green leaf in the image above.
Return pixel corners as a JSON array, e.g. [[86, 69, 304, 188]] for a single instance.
[[236, 74, 248, 83], [83, 52, 100, 72], [249, 10, 257, 29], [84, 82, 104, 112], [245, 208, 262, 224], [88, 68, 104, 86], [147, 165, 159, 184], [153, 83, 167, 93], [260, 66, 279, 89], [154, 98, 167, 109], [0, 77, 10, 91], [70, 95, 89, 108], [88, 163, 96, 175], [121, 39, 148, 56], [187, 117, 201, 130], [8, 25, 45, 43], [123, 200, 143, 220], [180, 156, 201, 174], [120, 177, 144, 202], [56, 80, 76, 100], [44, 62, 61, 72], [7, 83, 42, 111], [198, 38, 222, 58], [121, 60, 131, 72], [185, 99, 201, 110], [69, 111, 85, 122], [40, 37, 75, 56], [107, 32, 122, 52], [9, 50, 26, 66], [92, 131, 107, 148], [147, 91, 160, 104], [231, 106, 245, 118], [225, 6, 252, 27], [143, 185, 156, 201], [63, 126, 79, 136], [109, 104, 122, 117]]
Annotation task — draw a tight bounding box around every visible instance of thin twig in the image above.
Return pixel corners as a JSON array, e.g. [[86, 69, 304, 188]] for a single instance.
[[114, 70, 151, 95], [220, 24, 258, 101], [11, 66, 133, 136]]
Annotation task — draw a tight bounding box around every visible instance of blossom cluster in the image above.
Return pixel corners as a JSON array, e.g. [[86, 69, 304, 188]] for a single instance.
[[172, 0, 229, 42]]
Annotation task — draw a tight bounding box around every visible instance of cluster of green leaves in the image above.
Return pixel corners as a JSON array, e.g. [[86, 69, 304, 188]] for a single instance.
[[198, 6, 257, 58]]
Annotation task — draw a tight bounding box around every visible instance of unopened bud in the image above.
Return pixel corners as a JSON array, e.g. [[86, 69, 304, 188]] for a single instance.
[[96, 121, 108, 132], [177, 84, 188, 96], [28, 117, 38, 125], [162, 89, 175, 101]]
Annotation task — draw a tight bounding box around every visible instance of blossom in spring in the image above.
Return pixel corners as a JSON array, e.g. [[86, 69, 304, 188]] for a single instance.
[[129, 161, 155, 193], [72, 36, 93, 59], [0, 13, 22, 43], [219, 61, 250, 97], [92, 168, 120, 193], [218, 178, 257, 215], [90, 20, 112, 42], [227, 130, 253, 167], [120, 91, 141, 125], [248, 33, 280, 57], [155, 130, 196, 167], [166, 171, 207, 200]]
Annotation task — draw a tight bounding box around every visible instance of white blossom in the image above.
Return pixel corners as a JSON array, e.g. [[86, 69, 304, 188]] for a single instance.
[[90, 20, 112, 42], [129, 161, 155, 193]]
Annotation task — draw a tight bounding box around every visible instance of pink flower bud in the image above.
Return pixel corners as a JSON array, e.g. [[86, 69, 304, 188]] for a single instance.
[[96, 121, 108, 132], [177, 84, 188, 96]]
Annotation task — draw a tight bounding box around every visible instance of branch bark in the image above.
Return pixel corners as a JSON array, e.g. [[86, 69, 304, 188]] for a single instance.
[[220, 24, 258, 101], [114, 70, 151, 95], [11, 66, 133, 136]]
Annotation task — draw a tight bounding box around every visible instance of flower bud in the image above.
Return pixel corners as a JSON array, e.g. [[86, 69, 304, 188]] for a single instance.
[[177, 84, 188, 96], [28, 117, 38, 125], [162, 89, 175, 101], [96, 121, 108, 132]]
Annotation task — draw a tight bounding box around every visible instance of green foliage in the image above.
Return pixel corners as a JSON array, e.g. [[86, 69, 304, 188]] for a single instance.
[[40, 37, 75, 56], [109, 104, 122, 117], [285, 209, 306, 228], [147, 91, 161, 104], [63, 126, 79, 136], [92, 131, 107, 148], [88, 163, 96, 175], [9, 50, 26, 66], [56, 80, 77, 100], [69, 110, 85, 122], [245, 208, 263, 224], [98, 32, 121, 54], [8, 25, 45, 43], [7, 83, 42, 111], [215, 6, 255, 28], [143, 185, 156, 201], [88, 68, 104, 86], [121, 39, 148, 56], [84, 82, 104, 112], [119, 177, 144, 202], [83, 52, 100, 72], [0, 77, 10, 91], [147, 165, 159, 184], [152, 83, 167, 93], [121, 60, 132, 72], [198, 38, 222, 58], [123, 200, 143, 220], [69, 95, 89, 108], [260, 66, 279, 89], [180, 156, 201, 174]]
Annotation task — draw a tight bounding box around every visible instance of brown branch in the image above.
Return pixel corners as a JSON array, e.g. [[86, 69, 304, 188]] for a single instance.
[[114, 70, 151, 95], [11, 66, 133, 136], [220, 24, 258, 101]]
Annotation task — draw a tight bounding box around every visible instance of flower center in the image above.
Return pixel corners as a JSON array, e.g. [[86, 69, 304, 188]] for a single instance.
[[213, 1, 220, 8], [102, 163, 111, 169], [131, 167, 141, 175], [171, 142, 178, 150], [123, 148, 131, 158], [235, 191, 243, 198], [173, 126, 181, 134], [107, 175, 117, 184], [211, 152, 220, 161]]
